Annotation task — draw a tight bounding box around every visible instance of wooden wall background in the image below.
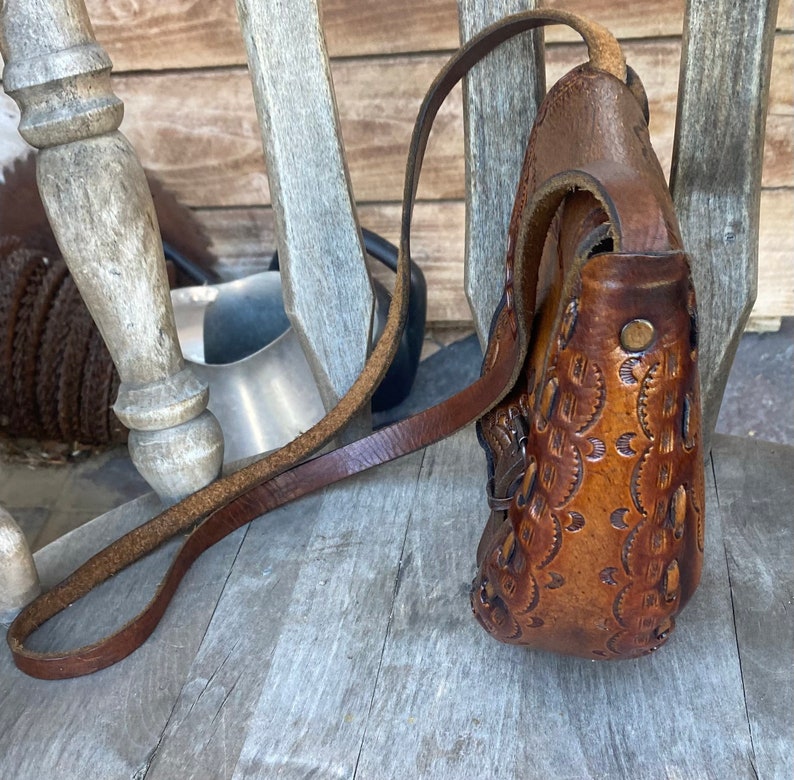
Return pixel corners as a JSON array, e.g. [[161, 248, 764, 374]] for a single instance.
[[1, 0, 791, 330]]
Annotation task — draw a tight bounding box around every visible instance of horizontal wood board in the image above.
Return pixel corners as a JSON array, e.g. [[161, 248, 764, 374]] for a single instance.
[[2, 432, 790, 777], [4, 37, 789, 207], [70, 0, 793, 70]]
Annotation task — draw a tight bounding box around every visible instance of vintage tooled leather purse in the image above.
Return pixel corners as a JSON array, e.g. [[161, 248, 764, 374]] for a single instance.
[[8, 9, 703, 677]]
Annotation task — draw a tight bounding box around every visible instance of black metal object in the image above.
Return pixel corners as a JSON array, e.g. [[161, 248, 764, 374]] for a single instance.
[[163, 240, 222, 285]]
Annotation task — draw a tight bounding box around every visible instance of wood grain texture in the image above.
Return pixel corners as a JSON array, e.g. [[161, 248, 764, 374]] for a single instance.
[[143, 453, 423, 778], [116, 40, 793, 206], [0, 492, 241, 779], [1, 434, 790, 777], [234, 0, 373, 418], [87, 0, 248, 72], [111, 56, 462, 208], [713, 435, 794, 780], [143, 489, 330, 778], [193, 202, 468, 324], [0, 5, 788, 330], [779, 0, 794, 28], [229, 455, 424, 777], [7, 0, 784, 73], [757, 189, 794, 322], [81, 0, 689, 72], [3, 38, 789, 208], [458, 0, 544, 344], [355, 429, 755, 778]]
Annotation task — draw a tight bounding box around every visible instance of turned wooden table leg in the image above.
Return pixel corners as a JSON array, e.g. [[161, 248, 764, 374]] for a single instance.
[[0, 0, 223, 503]]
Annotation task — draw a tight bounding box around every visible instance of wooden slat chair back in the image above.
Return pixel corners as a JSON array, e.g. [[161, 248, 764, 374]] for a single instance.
[[0, 1, 788, 777]]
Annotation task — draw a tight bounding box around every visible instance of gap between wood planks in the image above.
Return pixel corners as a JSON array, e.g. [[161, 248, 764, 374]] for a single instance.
[[143, 521, 254, 778], [140, 446, 429, 776], [353, 446, 429, 779], [710, 452, 760, 779]]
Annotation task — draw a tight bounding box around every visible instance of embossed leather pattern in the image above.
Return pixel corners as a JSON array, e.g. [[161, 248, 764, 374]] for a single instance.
[[472, 65, 704, 659]]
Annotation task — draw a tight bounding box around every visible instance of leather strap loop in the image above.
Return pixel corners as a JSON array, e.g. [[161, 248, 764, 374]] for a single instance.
[[8, 10, 631, 679]]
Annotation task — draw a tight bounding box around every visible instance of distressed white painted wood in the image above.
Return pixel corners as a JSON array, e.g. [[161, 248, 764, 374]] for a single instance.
[[1, 433, 790, 778], [234, 0, 374, 434], [670, 0, 780, 452], [458, 0, 545, 347], [0, 0, 224, 503], [0, 507, 39, 623]]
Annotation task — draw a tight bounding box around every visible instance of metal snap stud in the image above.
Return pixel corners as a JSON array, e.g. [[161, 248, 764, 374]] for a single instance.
[[620, 319, 655, 352]]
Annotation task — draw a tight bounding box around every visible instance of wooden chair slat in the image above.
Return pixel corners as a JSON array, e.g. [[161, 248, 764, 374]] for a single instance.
[[457, 0, 545, 344], [235, 0, 374, 424], [671, 0, 780, 450]]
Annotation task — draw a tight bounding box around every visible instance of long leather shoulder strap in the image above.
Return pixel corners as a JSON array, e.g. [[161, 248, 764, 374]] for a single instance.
[[8, 10, 627, 679]]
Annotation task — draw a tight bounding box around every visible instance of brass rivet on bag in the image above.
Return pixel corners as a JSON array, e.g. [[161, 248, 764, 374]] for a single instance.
[[620, 319, 655, 352]]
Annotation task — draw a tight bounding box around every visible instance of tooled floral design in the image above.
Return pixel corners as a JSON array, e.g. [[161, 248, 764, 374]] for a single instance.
[[606, 345, 697, 656], [473, 295, 607, 635]]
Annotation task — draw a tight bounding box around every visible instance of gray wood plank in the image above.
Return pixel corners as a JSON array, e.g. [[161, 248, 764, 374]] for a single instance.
[[234, 0, 374, 430], [142, 490, 327, 778], [227, 454, 424, 778], [146, 453, 423, 778], [713, 434, 794, 780], [670, 0, 780, 450], [0, 493, 243, 779], [458, 0, 545, 346], [355, 427, 756, 778], [3, 434, 789, 778]]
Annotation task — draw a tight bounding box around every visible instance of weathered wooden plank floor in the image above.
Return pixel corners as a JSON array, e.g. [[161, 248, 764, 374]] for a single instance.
[[1, 432, 791, 779]]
